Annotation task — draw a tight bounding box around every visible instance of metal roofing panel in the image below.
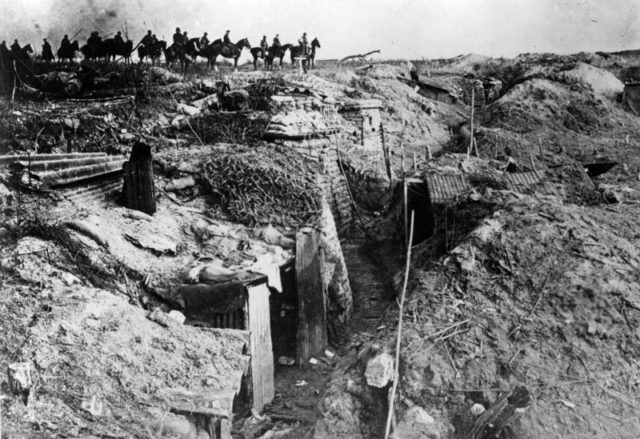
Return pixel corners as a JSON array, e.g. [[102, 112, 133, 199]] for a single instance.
[[504, 170, 545, 190], [425, 173, 472, 203]]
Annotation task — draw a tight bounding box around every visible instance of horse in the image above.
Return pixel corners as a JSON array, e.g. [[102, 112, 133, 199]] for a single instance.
[[138, 40, 166, 65], [103, 38, 134, 63], [266, 44, 293, 70], [164, 39, 199, 75], [289, 38, 321, 71], [57, 40, 79, 64], [80, 42, 108, 62], [250, 47, 266, 70], [199, 38, 251, 72]]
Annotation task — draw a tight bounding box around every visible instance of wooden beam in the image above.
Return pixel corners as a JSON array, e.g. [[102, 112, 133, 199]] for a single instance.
[[470, 386, 532, 439]]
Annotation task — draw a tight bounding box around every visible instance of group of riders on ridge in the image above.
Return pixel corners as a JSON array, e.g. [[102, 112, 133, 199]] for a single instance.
[[0, 27, 320, 71]]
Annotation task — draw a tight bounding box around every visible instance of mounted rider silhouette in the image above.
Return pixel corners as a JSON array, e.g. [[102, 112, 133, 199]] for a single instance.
[[61, 34, 71, 51], [87, 31, 101, 47], [272, 34, 281, 47], [42, 38, 53, 62], [140, 30, 154, 47], [200, 32, 209, 47], [260, 36, 268, 58], [114, 31, 124, 45], [299, 32, 309, 56], [10, 39, 21, 54], [223, 30, 231, 50], [173, 27, 185, 46]]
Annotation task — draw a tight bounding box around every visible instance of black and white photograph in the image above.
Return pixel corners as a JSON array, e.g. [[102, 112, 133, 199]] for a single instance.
[[0, 1, 639, 437]]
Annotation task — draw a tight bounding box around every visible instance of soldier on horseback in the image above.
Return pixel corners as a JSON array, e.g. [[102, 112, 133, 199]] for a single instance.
[[87, 31, 101, 47], [173, 27, 185, 46], [42, 38, 53, 63], [114, 31, 125, 45], [299, 32, 309, 56], [140, 30, 154, 47], [260, 35, 268, 58], [223, 30, 231, 49], [11, 39, 21, 54], [200, 32, 209, 47], [61, 34, 71, 51], [273, 34, 281, 47]]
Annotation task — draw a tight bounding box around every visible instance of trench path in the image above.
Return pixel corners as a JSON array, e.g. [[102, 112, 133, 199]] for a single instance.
[[250, 237, 392, 437]]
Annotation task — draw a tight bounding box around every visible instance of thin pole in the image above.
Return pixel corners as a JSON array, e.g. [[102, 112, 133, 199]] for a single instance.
[[467, 87, 475, 160], [383, 211, 415, 439], [403, 180, 408, 249]]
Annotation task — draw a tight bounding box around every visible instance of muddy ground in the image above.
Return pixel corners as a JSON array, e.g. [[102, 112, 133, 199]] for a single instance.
[[1, 51, 640, 439]]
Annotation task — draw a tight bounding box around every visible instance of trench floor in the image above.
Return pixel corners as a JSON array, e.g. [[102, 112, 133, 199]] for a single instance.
[[237, 237, 394, 438]]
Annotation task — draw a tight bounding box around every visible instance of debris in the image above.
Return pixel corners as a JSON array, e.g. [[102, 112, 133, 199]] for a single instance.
[[191, 94, 219, 111], [295, 380, 308, 387], [365, 352, 394, 388], [339, 49, 381, 63], [258, 224, 295, 249], [559, 400, 576, 409], [165, 176, 197, 192], [470, 403, 486, 416], [7, 362, 37, 404], [167, 310, 186, 325], [470, 386, 532, 439], [324, 349, 335, 359], [147, 308, 178, 328], [392, 407, 440, 439], [176, 103, 201, 117], [308, 357, 320, 365], [122, 141, 156, 215], [66, 220, 110, 248], [80, 394, 110, 417], [124, 232, 178, 256], [122, 208, 153, 222], [278, 356, 296, 366]]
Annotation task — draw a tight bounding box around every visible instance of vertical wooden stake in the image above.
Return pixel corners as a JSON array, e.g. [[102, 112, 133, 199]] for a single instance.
[[403, 180, 408, 249], [467, 87, 475, 160], [537, 136, 543, 155], [413, 151, 417, 171]]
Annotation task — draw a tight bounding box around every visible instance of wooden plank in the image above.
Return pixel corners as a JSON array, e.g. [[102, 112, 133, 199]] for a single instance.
[[470, 386, 532, 439], [295, 228, 327, 366], [247, 283, 274, 412]]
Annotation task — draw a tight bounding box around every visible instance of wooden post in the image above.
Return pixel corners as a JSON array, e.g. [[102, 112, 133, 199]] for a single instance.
[[470, 386, 532, 439], [295, 228, 327, 366], [403, 180, 408, 249], [122, 141, 156, 215], [467, 88, 475, 160]]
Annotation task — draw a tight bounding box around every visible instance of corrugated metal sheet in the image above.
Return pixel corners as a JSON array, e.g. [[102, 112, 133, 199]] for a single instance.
[[425, 170, 547, 204], [504, 170, 545, 191], [425, 173, 472, 203]]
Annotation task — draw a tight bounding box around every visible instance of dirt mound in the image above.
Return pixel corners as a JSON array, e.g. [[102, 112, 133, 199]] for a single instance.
[[559, 62, 624, 99], [483, 78, 608, 134], [389, 194, 640, 438], [0, 238, 249, 438]]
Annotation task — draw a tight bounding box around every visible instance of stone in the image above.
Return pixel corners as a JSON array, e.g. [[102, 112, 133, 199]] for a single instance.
[[392, 407, 440, 439], [177, 103, 201, 116], [168, 310, 186, 325], [365, 352, 394, 388]]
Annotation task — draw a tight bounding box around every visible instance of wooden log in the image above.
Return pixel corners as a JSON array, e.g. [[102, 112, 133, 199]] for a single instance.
[[122, 141, 156, 215], [470, 386, 532, 439]]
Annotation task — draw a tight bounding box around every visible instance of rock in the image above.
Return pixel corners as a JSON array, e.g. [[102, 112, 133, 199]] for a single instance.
[[258, 224, 295, 249], [123, 208, 153, 221], [148, 308, 178, 328], [392, 407, 440, 439], [191, 94, 219, 110], [166, 176, 197, 192], [470, 403, 485, 416], [8, 362, 37, 403], [365, 352, 394, 388], [278, 356, 295, 366], [177, 103, 201, 116], [168, 310, 186, 325]]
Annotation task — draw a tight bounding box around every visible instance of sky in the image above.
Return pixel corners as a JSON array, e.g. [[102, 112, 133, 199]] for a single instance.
[[0, 0, 638, 60]]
